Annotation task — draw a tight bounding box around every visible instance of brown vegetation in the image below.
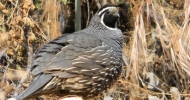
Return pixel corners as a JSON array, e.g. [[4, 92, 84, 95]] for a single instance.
[[0, 0, 190, 100]]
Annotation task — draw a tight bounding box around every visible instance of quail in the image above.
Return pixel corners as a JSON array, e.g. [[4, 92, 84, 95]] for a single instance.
[[16, 4, 123, 100]]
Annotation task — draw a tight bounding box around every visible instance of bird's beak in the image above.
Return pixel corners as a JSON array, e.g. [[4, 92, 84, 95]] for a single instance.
[[114, 13, 120, 17], [113, 9, 120, 18]]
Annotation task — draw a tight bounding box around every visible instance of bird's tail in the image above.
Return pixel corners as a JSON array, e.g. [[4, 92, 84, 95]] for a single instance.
[[16, 74, 53, 100]]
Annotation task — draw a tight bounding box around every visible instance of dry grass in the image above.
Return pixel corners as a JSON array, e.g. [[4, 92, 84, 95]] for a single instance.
[[119, 0, 190, 100], [0, 0, 190, 100]]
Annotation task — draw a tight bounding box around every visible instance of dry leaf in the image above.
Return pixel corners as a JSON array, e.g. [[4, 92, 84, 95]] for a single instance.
[[1, 67, 28, 80], [0, 80, 13, 97], [6, 49, 14, 56], [10, 15, 22, 25], [2, 80, 13, 93], [148, 95, 160, 100], [23, 0, 33, 9], [22, 17, 34, 27], [0, 33, 9, 47], [147, 0, 152, 5], [60, 96, 83, 100], [184, 0, 190, 10], [145, 72, 159, 89], [28, 32, 36, 42], [170, 87, 181, 100], [104, 96, 113, 100], [22, 0, 35, 16], [0, 2, 8, 14], [0, 91, 6, 100]]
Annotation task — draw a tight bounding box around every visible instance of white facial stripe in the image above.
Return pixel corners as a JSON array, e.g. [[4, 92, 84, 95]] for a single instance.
[[98, 7, 117, 15], [100, 13, 117, 30]]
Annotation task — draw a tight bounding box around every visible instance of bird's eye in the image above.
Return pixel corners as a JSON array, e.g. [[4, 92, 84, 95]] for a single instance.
[[106, 11, 109, 14]]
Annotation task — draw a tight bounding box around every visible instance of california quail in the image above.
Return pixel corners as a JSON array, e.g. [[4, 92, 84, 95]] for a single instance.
[[16, 4, 123, 100]]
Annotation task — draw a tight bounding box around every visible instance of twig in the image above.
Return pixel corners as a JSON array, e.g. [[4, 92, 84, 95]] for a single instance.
[[6, 0, 20, 24], [15, 40, 33, 96], [60, 96, 83, 100], [86, 0, 90, 27], [120, 80, 170, 95], [95, 0, 101, 9], [47, 0, 50, 40], [102, 0, 107, 6], [90, 0, 95, 9], [110, 0, 115, 4], [122, 55, 128, 66], [0, 50, 8, 88], [1, 53, 9, 89], [28, 16, 49, 41], [138, 74, 167, 100], [144, 81, 167, 100], [0, 49, 6, 59], [59, 3, 65, 34]]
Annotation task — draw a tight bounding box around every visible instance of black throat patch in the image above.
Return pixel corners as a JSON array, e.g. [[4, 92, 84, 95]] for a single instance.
[[103, 13, 118, 28], [98, 4, 119, 29]]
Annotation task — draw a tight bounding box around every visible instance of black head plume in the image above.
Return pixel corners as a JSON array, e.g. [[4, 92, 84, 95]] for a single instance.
[[117, 2, 130, 32], [117, 2, 130, 17]]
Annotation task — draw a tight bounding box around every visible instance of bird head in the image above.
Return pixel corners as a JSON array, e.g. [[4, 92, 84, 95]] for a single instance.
[[98, 4, 120, 30]]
